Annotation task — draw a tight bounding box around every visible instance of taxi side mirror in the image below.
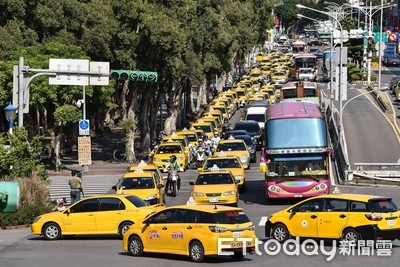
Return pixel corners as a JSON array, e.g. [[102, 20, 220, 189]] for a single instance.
[[235, 180, 240, 184], [111, 185, 117, 191], [197, 168, 203, 172], [189, 182, 194, 186], [158, 184, 164, 189]]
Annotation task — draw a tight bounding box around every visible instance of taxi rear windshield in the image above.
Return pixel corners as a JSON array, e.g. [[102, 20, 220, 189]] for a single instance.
[[205, 159, 241, 169], [369, 199, 399, 213], [121, 177, 155, 189], [195, 125, 212, 133], [196, 174, 234, 184], [217, 142, 246, 151], [156, 145, 181, 154], [184, 134, 197, 142], [214, 211, 251, 224]]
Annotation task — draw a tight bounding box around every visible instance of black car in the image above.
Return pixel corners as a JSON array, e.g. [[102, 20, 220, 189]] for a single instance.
[[224, 130, 248, 140], [234, 135, 256, 163], [234, 120, 263, 150], [308, 40, 321, 46]]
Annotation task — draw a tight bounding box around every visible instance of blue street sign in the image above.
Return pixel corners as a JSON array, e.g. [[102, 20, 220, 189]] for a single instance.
[[79, 119, 90, 135]]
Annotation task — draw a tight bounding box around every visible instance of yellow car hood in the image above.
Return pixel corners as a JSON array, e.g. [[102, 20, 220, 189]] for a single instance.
[[193, 184, 237, 194], [120, 188, 158, 199]]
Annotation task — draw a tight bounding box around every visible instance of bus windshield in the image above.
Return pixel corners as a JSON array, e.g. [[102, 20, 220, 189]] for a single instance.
[[267, 118, 327, 149], [267, 154, 327, 177]]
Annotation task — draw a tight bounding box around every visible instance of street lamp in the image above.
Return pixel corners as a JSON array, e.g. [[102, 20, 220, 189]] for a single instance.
[[339, 87, 389, 139], [4, 103, 17, 134], [296, 4, 344, 139]]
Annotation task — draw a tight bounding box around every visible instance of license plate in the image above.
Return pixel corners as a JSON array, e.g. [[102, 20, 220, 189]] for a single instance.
[[231, 242, 243, 248], [387, 219, 395, 226], [209, 197, 218, 203], [294, 194, 303, 198], [233, 231, 243, 238]]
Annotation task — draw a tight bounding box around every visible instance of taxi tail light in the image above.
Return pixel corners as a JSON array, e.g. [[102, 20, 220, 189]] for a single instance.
[[365, 214, 383, 221], [209, 226, 228, 233]]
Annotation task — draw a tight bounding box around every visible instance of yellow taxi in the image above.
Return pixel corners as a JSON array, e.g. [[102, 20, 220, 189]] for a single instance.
[[234, 87, 248, 108], [128, 161, 163, 184], [221, 90, 239, 110], [176, 127, 199, 147], [162, 134, 191, 163], [115, 169, 165, 205], [260, 86, 276, 104], [198, 154, 246, 191], [189, 168, 239, 206], [208, 104, 229, 119], [152, 141, 188, 171], [31, 194, 165, 240], [214, 138, 250, 169], [192, 119, 216, 138], [122, 204, 256, 262], [203, 107, 223, 122], [265, 191, 400, 243], [201, 114, 221, 135], [271, 71, 288, 84]]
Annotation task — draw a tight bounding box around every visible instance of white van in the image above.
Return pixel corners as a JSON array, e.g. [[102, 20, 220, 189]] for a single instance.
[[245, 106, 267, 129]]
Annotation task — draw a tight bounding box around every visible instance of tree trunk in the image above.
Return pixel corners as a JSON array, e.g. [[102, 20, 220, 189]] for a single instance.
[[196, 79, 208, 111], [164, 86, 183, 135], [121, 80, 129, 119], [125, 110, 137, 163]]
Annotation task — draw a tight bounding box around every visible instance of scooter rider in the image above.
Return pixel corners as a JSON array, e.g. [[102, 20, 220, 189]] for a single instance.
[[165, 155, 181, 192]]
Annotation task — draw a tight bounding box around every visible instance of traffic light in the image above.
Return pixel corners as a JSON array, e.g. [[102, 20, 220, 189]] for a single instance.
[[110, 70, 158, 82]]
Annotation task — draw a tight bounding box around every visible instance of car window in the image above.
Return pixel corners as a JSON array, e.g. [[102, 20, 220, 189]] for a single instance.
[[151, 209, 176, 224], [324, 199, 348, 212], [350, 201, 369, 212], [196, 211, 215, 223], [214, 211, 251, 224], [125, 195, 150, 207], [205, 159, 241, 169], [172, 209, 197, 223], [217, 142, 246, 151], [156, 145, 181, 154], [99, 198, 125, 211], [70, 199, 99, 213], [369, 199, 399, 212], [294, 199, 323, 212], [196, 173, 234, 185], [121, 177, 155, 189]]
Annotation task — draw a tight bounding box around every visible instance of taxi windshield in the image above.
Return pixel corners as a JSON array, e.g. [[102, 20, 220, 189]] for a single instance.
[[205, 159, 241, 169], [196, 174, 234, 185], [156, 145, 182, 154], [217, 142, 246, 151], [195, 125, 212, 133], [121, 177, 155, 189], [214, 211, 251, 224], [183, 134, 197, 142]]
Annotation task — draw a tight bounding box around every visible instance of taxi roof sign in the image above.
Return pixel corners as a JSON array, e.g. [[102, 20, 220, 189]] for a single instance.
[[134, 168, 144, 173], [138, 160, 147, 168], [228, 135, 235, 140], [189, 126, 196, 131], [171, 132, 177, 136], [218, 151, 226, 157], [210, 107, 214, 112], [182, 127, 188, 132], [167, 139, 174, 143], [211, 164, 220, 171], [332, 187, 341, 194], [187, 197, 196, 205], [198, 119, 204, 123]]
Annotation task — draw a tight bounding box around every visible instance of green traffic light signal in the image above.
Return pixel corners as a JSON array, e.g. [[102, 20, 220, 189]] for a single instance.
[[110, 70, 158, 82]]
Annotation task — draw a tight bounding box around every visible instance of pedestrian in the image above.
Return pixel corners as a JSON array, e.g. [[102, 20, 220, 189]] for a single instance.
[[69, 170, 83, 204]]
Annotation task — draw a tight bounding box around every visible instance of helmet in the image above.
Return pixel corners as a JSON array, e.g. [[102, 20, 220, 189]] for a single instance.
[[170, 155, 177, 161], [198, 139, 203, 142]]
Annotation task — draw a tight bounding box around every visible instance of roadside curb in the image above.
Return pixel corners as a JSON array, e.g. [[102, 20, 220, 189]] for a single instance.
[[0, 224, 30, 230]]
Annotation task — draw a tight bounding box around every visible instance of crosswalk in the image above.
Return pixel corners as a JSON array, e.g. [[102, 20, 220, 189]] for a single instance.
[[48, 175, 119, 204]]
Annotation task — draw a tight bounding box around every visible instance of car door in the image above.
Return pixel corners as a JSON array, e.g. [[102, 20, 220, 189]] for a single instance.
[[317, 198, 349, 238], [287, 199, 322, 238], [166, 209, 196, 253], [64, 198, 98, 233], [143, 209, 176, 251], [96, 197, 125, 233]]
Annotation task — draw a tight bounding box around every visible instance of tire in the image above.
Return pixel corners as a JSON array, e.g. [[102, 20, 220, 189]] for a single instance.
[[119, 222, 133, 237], [230, 252, 244, 260], [189, 241, 205, 262], [128, 235, 144, 256], [172, 181, 177, 197], [113, 149, 125, 161], [43, 223, 61, 240], [272, 223, 290, 243], [342, 228, 360, 243]]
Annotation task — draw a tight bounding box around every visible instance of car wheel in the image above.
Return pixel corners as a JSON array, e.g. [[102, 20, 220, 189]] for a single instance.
[[189, 240, 205, 262], [230, 252, 244, 260], [43, 223, 61, 240], [128, 235, 144, 256], [119, 222, 133, 237], [272, 223, 290, 243], [342, 228, 360, 242]]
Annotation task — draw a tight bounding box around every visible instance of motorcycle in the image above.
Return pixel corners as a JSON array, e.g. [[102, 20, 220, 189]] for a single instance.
[[163, 168, 182, 197], [196, 146, 207, 168]]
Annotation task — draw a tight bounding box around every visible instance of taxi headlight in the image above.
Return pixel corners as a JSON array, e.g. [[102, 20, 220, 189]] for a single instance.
[[177, 157, 184, 161], [153, 158, 161, 162], [145, 194, 157, 200], [240, 155, 249, 163], [33, 216, 41, 223], [234, 175, 243, 181], [193, 192, 205, 197], [223, 190, 236, 196]]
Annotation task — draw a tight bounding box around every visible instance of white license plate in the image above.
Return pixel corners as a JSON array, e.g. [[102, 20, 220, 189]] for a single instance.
[[294, 194, 303, 198], [209, 198, 218, 203], [233, 231, 243, 238], [387, 219, 395, 226]]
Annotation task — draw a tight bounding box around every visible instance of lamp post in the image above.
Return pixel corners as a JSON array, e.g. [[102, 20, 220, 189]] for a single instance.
[[339, 88, 389, 139], [4, 103, 17, 134], [296, 4, 344, 140], [297, 14, 336, 110]]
